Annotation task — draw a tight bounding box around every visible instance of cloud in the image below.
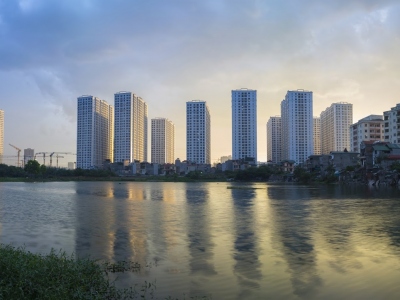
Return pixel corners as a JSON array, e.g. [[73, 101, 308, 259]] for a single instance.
[[1, 0, 400, 160]]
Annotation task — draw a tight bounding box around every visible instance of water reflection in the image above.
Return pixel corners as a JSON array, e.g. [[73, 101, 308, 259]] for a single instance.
[[268, 186, 322, 298], [75, 182, 148, 262], [186, 186, 216, 295], [230, 188, 262, 299]]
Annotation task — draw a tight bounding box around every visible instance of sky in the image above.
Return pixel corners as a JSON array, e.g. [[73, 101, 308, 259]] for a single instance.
[[1, 0, 400, 166]]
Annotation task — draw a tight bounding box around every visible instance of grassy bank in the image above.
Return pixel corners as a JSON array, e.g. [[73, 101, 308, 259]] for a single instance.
[[0, 244, 145, 299]]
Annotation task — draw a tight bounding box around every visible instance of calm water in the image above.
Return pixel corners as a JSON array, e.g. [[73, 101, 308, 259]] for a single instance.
[[1, 182, 400, 299]]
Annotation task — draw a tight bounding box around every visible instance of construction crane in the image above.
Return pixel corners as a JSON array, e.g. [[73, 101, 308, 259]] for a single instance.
[[49, 152, 74, 168], [56, 155, 64, 168], [34, 152, 50, 165], [49, 152, 55, 167], [9, 144, 21, 167]]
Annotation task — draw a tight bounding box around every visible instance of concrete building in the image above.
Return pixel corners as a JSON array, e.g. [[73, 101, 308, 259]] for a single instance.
[[68, 162, 75, 170], [384, 104, 400, 144], [219, 155, 232, 164], [0, 109, 3, 164], [313, 117, 321, 155], [232, 88, 257, 161], [186, 100, 210, 164], [76, 96, 114, 169], [267, 116, 282, 163], [281, 90, 314, 164], [151, 118, 175, 164], [114, 91, 148, 163], [24, 148, 34, 165], [350, 115, 384, 152], [320, 102, 353, 154]]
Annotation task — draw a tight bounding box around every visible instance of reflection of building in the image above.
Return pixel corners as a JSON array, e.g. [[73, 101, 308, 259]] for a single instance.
[[24, 148, 34, 165], [185, 188, 216, 278], [232, 89, 257, 161], [281, 90, 313, 164], [0, 109, 3, 163], [114, 92, 148, 163], [75, 182, 148, 263], [267, 116, 281, 163], [76, 96, 114, 169], [230, 188, 261, 295], [186, 100, 211, 164], [151, 118, 174, 164], [267, 186, 322, 298], [320, 102, 353, 154], [351, 115, 383, 152]]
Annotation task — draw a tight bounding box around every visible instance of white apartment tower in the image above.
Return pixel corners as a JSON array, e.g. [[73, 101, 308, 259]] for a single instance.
[[232, 89, 257, 161], [0, 109, 3, 164], [320, 102, 353, 154], [114, 92, 148, 163], [151, 118, 175, 164], [76, 96, 114, 169], [267, 116, 281, 163], [383, 104, 400, 144], [186, 100, 211, 164], [351, 115, 384, 152], [313, 117, 321, 155], [281, 90, 313, 164]]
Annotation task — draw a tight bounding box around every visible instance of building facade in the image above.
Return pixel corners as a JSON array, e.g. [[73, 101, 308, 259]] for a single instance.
[[24, 148, 34, 165], [114, 92, 148, 163], [76, 96, 114, 169], [231, 89, 257, 161], [151, 118, 175, 164], [281, 90, 314, 164], [186, 100, 211, 164], [384, 104, 400, 144], [267, 116, 282, 163], [320, 102, 353, 154], [313, 117, 321, 155], [350, 115, 384, 152], [0, 109, 3, 164]]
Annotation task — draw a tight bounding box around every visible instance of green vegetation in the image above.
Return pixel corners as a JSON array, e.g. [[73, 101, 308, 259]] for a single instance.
[[0, 162, 116, 182], [233, 165, 282, 181], [0, 244, 145, 299], [293, 166, 312, 183]]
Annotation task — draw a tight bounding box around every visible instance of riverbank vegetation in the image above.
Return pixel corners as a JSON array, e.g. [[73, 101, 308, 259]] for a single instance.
[[0, 244, 146, 299], [0, 161, 342, 184]]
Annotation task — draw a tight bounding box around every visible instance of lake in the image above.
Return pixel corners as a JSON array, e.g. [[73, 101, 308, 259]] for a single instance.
[[1, 181, 400, 299]]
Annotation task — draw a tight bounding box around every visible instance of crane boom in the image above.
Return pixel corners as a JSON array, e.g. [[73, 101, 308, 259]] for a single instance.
[[9, 144, 22, 167]]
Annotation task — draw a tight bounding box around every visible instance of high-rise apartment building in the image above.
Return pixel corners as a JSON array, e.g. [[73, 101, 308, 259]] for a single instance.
[[351, 115, 384, 152], [232, 89, 257, 161], [320, 102, 353, 154], [281, 90, 313, 164], [151, 118, 175, 164], [383, 104, 400, 144], [24, 148, 35, 165], [76, 96, 114, 169], [186, 100, 210, 164], [267, 116, 281, 163], [313, 117, 321, 155], [0, 109, 3, 164], [114, 92, 148, 163]]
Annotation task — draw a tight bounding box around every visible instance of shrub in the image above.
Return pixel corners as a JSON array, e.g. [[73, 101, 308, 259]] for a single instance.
[[0, 244, 140, 299]]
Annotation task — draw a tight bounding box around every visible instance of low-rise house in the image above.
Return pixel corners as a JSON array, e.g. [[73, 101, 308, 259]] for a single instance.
[[373, 143, 400, 169], [306, 155, 330, 174], [329, 151, 359, 172], [280, 160, 295, 173]]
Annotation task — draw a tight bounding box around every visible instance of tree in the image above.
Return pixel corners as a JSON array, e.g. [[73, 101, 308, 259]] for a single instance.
[[25, 160, 40, 175]]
